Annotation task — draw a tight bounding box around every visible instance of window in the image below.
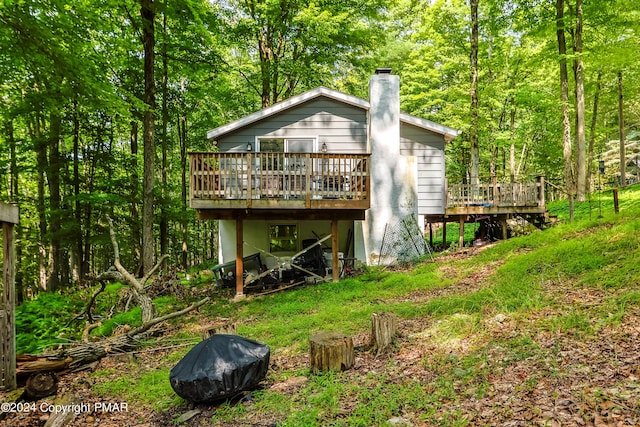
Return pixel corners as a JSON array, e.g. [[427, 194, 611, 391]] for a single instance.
[[258, 137, 316, 175], [258, 138, 315, 153], [269, 224, 298, 252]]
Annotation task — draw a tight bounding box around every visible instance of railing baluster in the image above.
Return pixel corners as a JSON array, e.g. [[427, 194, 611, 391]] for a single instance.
[[190, 152, 370, 205], [445, 180, 545, 209]]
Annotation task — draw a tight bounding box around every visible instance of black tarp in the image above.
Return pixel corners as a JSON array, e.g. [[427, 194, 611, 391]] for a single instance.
[[169, 334, 270, 402]]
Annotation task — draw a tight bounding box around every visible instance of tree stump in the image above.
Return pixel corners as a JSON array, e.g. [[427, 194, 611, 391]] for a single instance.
[[309, 331, 354, 374], [23, 372, 58, 400], [370, 312, 398, 355], [199, 320, 237, 340]]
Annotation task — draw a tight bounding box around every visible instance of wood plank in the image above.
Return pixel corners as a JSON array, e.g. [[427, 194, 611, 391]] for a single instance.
[[2, 221, 17, 390], [197, 209, 366, 221], [0, 202, 19, 224]]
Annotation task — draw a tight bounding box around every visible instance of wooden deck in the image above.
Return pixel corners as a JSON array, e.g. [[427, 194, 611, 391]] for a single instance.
[[425, 176, 548, 248], [190, 152, 370, 219], [444, 176, 546, 216]]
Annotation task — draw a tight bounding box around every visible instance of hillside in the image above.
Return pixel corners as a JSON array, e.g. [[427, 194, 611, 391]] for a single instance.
[[2, 185, 640, 427]]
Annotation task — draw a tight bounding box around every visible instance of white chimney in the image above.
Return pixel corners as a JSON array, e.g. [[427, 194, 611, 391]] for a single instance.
[[359, 69, 416, 265]]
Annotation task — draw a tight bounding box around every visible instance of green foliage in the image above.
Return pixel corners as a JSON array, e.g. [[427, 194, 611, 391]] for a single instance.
[[91, 307, 142, 337], [14, 281, 184, 351], [15, 292, 84, 354]]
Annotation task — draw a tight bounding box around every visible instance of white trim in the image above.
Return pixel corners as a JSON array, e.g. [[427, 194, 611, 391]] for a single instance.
[[400, 113, 460, 141], [207, 86, 460, 141]]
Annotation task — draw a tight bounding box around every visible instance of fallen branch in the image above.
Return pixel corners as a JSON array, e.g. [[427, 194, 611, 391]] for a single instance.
[[52, 296, 210, 368]]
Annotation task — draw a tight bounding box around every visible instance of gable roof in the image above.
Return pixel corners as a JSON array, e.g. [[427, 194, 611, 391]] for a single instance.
[[206, 86, 460, 141]]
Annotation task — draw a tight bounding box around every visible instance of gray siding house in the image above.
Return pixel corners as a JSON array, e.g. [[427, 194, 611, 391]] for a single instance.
[[190, 70, 459, 295]]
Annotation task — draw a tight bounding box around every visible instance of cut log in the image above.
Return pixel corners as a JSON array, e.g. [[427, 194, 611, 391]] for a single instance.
[[23, 372, 58, 400], [370, 312, 398, 355], [309, 331, 354, 374], [16, 357, 72, 377]]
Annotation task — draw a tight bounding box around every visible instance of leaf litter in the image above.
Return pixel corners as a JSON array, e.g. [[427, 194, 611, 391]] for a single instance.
[[1, 247, 639, 426]]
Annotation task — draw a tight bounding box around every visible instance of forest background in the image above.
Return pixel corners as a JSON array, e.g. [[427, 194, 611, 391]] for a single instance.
[[0, 0, 639, 299]]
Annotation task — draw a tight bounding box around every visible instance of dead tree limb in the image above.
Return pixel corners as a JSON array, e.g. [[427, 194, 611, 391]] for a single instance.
[[53, 296, 210, 368], [106, 217, 170, 323]]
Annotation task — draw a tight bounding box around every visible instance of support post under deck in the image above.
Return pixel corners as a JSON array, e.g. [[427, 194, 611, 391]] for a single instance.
[[235, 219, 244, 298], [331, 220, 339, 282]]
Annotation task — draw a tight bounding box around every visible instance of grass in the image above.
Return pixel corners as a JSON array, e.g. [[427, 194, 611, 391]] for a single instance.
[[91, 364, 182, 411], [14, 184, 640, 425]]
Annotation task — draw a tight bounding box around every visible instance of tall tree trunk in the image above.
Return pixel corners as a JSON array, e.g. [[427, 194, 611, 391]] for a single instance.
[[159, 11, 169, 261], [129, 121, 141, 267], [469, 0, 480, 187], [618, 71, 626, 187], [30, 113, 49, 290], [509, 69, 517, 183], [141, 0, 156, 275], [83, 136, 99, 280], [259, 29, 272, 108], [573, 0, 586, 201], [586, 70, 602, 193], [7, 120, 17, 201], [47, 110, 63, 291], [6, 119, 23, 303], [178, 79, 189, 269], [556, 0, 574, 219], [71, 98, 84, 283]]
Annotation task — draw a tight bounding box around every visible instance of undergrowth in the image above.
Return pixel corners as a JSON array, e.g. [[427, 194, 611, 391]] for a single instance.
[[12, 184, 640, 426]]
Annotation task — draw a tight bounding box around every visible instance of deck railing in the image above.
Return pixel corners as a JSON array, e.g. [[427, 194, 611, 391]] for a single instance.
[[446, 176, 545, 209], [190, 152, 370, 203]]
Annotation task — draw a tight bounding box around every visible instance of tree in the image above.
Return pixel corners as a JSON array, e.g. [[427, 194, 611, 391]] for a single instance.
[[618, 71, 625, 186], [556, 0, 575, 217], [469, 0, 480, 187], [140, 0, 156, 275], [221, 0, 386, 107], [572, 0, 587, 200]]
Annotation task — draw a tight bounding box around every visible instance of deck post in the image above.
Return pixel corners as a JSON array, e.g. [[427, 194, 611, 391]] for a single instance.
[[1, 202, 18, 391], [442, 219, 447, 248], [235, 219, 244, 298], [537, 175, 545, 208], [458, 216, 465, 250], [331, 219, 339, 282]]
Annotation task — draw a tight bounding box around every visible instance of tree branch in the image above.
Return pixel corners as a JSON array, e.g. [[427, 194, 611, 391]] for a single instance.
[[141, 254, 170, 286], [107, 217, 141, 292]]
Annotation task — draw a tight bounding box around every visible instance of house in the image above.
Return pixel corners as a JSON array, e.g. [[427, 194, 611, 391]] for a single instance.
[[191, 69, 457, 294], [191, 69, 545, 296]]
